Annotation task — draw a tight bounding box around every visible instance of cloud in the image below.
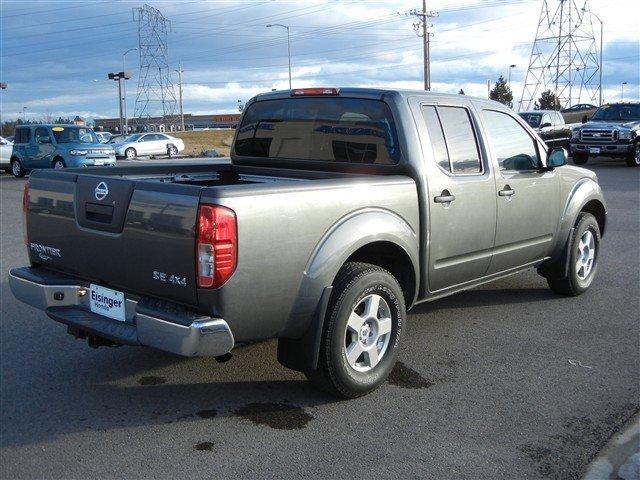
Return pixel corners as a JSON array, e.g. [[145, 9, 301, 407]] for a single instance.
[[1, 0, 638, 120]]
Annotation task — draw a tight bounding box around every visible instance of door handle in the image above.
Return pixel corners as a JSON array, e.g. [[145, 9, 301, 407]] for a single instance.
[[434, 190, 455, 203], [498, 186, 515, 197]]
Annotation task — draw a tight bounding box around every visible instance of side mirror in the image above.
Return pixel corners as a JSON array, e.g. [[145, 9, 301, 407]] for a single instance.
[[581, 115, 588, 124], [540, 122, 552, 129], [547, 147, 567, 168]]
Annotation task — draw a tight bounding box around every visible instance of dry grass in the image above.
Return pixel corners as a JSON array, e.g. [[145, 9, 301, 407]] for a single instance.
[[172, 129, 235, 157]]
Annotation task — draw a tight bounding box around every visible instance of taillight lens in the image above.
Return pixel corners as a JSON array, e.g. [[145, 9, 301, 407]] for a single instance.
[[196, 204, 237, 288], [22, 181, 30, 247]]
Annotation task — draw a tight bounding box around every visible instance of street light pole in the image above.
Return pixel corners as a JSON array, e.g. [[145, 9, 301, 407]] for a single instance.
[[621, 82, 627, 102], [22, 106, 27, 123], [108, 72, 131, 134], [508, 64, 516, 85], [0, 82, 6, 136], [122, 48, 137, 134], [266, 23, 291, 90]]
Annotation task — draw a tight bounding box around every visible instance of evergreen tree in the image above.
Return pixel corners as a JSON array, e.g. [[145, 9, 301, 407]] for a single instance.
[[536, 90, 561, 110], [489, 75, 513, 107]]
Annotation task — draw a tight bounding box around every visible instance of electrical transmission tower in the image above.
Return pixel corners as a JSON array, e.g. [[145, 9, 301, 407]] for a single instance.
[[132, 4, 178, 130], [410, 1, 438, 91], [519, 0, 600, 111]]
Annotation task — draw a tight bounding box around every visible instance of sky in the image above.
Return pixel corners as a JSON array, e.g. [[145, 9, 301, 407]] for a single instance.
[[0, 0, 638, 121]]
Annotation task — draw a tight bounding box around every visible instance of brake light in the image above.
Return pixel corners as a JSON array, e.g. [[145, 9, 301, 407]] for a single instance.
[[196, 204, 237, 288], [22, 181, 30, 247], [291, 87, 339, 96]]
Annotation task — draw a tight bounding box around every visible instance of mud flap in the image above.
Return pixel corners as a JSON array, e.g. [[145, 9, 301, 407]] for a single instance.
[[277, 286, 333, 372]]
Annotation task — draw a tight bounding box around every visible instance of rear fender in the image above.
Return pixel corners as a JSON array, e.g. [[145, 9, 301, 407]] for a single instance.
[[277, 208, 418, 372]]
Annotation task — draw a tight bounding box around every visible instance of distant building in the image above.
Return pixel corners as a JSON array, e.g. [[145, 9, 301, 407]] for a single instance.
[[94, 113, 241, 133]]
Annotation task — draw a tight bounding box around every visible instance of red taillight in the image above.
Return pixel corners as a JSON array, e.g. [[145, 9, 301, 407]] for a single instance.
[[291, 87, 339, 96], [196, 204, 237, 288], [22, 181, 30, 247]]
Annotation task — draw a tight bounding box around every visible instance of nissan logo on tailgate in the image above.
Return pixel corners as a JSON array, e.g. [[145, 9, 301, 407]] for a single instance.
[[94, 182, 109, 201]]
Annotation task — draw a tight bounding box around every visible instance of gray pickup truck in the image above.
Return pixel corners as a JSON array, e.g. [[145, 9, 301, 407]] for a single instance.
[[9, 88, 607, 398]]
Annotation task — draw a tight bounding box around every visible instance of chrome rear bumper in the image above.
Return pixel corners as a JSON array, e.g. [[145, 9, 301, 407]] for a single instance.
[[8, 268, 234, 357]]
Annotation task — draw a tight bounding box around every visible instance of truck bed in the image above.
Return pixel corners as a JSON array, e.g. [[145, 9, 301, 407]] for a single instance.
[[25, 162, 419, 331]]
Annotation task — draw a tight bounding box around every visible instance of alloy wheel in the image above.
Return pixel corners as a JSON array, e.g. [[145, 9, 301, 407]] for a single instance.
[[576, 229, 596, 280], [344, 294, 392, 372]]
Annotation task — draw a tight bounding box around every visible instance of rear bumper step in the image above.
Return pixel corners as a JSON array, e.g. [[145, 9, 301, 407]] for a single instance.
[[8, 267, 234, 357]]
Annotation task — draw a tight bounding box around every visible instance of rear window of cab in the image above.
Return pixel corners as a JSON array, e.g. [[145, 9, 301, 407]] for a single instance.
[[234, 97, 401, 165]]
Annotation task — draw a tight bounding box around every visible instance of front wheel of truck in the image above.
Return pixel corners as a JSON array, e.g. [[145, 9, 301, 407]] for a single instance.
[[572, 152, 589, 165], [626, 142, 640, 167], [545, 212, 601, 296], [305, 262, 405, 398]]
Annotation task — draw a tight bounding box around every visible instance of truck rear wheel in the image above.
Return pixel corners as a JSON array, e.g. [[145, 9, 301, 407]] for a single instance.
[[546, 212, 600, 296], [305, 262, 405, 398], [572, 152, 589, 165]]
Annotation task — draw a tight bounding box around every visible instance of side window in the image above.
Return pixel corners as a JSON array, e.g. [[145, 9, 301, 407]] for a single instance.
[[541, 114, 551, 127], [16, 127, 31, 144], [421, 106, 451, 172], [437, 106, 482, 174], [140, 135, 153, 142], [482, 110, 540, 171], [556, 112, 564, 125], [35, 127, 51, 144]]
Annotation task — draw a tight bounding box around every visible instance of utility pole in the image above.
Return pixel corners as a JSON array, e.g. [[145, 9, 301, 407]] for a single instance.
[[621, 82, 627, 102], [175, 63, 185, 131], [411, 2, 438, 90]]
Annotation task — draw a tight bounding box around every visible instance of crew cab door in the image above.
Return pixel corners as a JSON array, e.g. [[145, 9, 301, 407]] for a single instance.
[[479, 109, 560, 273], [417, 103, 497, 292]]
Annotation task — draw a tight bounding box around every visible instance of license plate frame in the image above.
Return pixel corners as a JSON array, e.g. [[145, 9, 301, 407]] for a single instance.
[[93, 159, 105, 166], [89, 284, 126, 322], [589, 147, 601, 154]]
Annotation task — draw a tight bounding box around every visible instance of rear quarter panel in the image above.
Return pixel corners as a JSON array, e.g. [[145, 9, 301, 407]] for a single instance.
[[198, 176, 419, 342]]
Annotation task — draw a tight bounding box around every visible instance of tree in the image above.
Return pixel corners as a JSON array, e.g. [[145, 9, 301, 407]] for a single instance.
[[489, 75, 513, 107], [458, 89, 465, 95], [535, 90, 561, 110]]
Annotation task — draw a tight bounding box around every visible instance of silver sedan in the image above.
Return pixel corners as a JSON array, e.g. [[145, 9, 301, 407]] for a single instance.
[[112, 133, 185, 159]]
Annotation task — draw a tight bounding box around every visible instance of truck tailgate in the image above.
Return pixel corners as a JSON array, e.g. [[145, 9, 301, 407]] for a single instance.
[[26, 171, 201, 306]]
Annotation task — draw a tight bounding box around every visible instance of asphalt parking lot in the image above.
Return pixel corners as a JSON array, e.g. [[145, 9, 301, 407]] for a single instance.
[[0, 159, 638, 480]]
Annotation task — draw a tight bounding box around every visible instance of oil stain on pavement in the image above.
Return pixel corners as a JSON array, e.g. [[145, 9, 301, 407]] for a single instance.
[[235, 402, 314, 430], [138, 375, 167, 386], [388, 361, 434, 389], [194, 441, 214, 451]]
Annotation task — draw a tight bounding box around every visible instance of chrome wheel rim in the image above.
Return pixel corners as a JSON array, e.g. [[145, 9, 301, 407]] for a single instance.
[[344, 294, 392, 372], [126, 149, 135, 159], [54, 160, 64, 169], [576, 230, 596, 280], [11, 161, 20, 176]]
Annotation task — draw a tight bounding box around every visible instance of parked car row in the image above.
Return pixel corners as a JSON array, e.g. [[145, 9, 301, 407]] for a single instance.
[[2, 126, 186, 177], [518, 102, 640, 167]]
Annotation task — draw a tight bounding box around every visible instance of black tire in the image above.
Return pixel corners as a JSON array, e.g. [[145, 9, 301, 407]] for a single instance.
[[125, 147, 137, 159], [10, 159, 25, 178], [572, 153, 589, 165], [52, 158, 66, 169], [546, 212, 601, 296], [626, 142, 640, 167], [305, 262, 406, 398]]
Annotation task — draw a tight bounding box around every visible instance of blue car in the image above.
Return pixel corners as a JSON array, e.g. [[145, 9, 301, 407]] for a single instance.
[[9, 124, 116, 177]]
